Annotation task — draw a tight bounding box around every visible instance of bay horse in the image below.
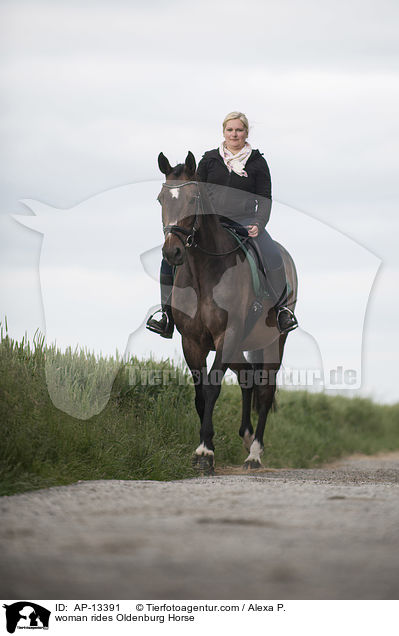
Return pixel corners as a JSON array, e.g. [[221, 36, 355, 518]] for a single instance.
[[157, 151, 298, 474]]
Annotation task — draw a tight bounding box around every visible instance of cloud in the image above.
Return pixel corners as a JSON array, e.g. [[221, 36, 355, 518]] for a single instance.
[[1, 0, 398, 214], [1, 0, 398, 71]]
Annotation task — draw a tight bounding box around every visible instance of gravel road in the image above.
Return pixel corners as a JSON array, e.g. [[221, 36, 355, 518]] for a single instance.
[[1, 453, 399, 600]]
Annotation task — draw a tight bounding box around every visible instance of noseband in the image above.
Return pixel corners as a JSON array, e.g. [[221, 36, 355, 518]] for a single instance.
[[162, 180, 201, 248]]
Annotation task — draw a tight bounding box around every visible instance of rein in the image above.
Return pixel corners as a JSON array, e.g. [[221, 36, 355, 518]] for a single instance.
[[162, 180, 250, 256]]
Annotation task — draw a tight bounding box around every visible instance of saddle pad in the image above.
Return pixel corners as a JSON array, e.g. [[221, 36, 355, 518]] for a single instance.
[[224, 227, 269, 299]]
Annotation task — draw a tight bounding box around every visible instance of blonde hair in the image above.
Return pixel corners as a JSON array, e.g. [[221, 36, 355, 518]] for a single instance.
[[222, 111, 249, 133]]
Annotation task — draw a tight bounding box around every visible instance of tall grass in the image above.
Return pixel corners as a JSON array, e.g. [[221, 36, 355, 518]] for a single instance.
[[219, 387, 399, 468], [0, 326, 398, 495]]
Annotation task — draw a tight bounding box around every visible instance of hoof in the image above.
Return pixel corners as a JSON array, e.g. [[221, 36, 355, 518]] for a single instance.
[[192, 453, 215, 476], [243, 459, 263, 470]]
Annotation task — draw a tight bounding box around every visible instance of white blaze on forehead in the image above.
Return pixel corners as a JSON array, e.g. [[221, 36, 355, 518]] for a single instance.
[[169, 188, 180, 199]]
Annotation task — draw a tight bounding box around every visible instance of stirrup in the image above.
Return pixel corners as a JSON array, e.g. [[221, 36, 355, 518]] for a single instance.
[[276, 306, 298, 334], [146, 309, 166, 333], [146, 309, 174, 338]]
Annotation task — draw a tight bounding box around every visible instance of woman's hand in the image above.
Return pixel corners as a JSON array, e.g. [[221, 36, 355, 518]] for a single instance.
[[246, 224, 259, 238]]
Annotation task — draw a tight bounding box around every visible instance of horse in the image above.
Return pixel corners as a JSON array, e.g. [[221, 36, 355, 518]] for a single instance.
[[157, 151, 298, 474]]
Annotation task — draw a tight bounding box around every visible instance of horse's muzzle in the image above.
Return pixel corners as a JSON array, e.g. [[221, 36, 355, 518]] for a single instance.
[[162, 240, 185, 266]]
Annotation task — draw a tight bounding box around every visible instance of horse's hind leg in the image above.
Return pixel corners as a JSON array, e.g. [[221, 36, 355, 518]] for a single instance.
[[244, 337, 285, 469], [229, 354, 254, 452]]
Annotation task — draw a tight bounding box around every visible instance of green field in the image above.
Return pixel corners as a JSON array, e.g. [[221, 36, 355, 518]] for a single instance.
[[1, 327, 398, 496]]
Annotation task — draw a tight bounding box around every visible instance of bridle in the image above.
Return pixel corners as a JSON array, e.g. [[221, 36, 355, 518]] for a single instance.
[[162, 180, 250, 256], [162, 180, 201, 248]]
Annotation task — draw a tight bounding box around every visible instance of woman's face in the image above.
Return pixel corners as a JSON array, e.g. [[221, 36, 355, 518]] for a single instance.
[[223, 118, 248, 152]]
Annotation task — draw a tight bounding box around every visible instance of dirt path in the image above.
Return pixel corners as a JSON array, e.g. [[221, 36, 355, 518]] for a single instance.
[[1, 453, 399, 599]]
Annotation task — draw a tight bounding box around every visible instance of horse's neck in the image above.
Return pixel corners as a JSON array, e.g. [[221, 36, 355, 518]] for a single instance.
[[198, 213, 226, 251], [182, 213, 237, 291], [196, 184, 228, 251]]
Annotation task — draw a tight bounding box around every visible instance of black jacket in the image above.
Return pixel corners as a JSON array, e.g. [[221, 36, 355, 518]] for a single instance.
[[197, 148, 272, 227]]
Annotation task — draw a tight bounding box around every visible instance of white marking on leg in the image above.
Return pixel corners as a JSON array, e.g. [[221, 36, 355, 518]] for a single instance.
[[244, 439, 263, 464], [242, 430, 254, 452], [169, 188, 179, 199], [195, 442, 214, 457]]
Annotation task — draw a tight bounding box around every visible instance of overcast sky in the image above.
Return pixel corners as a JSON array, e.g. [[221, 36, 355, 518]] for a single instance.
[[1, 0, 398, 406]]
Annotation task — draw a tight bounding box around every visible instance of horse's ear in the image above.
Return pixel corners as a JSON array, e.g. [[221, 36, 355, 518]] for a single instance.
[[158, 152, 173, 176], [185, 151, 196, 177]]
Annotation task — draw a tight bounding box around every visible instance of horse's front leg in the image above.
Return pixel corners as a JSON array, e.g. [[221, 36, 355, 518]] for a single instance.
[[181, 337, 215, 474], [194, 348, 229, 474], [195, 326, 242, 471]]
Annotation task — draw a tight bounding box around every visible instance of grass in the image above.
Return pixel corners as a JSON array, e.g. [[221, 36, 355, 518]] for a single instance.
[[1, 325, 399, 495]]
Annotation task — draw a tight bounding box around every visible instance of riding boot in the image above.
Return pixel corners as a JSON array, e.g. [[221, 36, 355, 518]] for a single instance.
[[146, 267, 175, 338], [266, 265, 298, 334]]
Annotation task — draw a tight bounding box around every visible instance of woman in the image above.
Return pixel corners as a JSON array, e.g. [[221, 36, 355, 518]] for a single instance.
[[146, 111, 298, 337]]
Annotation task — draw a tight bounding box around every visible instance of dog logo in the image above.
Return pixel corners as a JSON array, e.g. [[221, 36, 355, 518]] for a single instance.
[[3, 602, 51, 633]]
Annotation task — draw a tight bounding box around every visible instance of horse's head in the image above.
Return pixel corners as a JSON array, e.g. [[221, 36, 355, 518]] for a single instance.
[[158, 151, 199, 266]]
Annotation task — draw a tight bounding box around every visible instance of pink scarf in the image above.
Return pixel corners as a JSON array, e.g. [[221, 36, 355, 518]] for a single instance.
[[218, 141, 252, 177]]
